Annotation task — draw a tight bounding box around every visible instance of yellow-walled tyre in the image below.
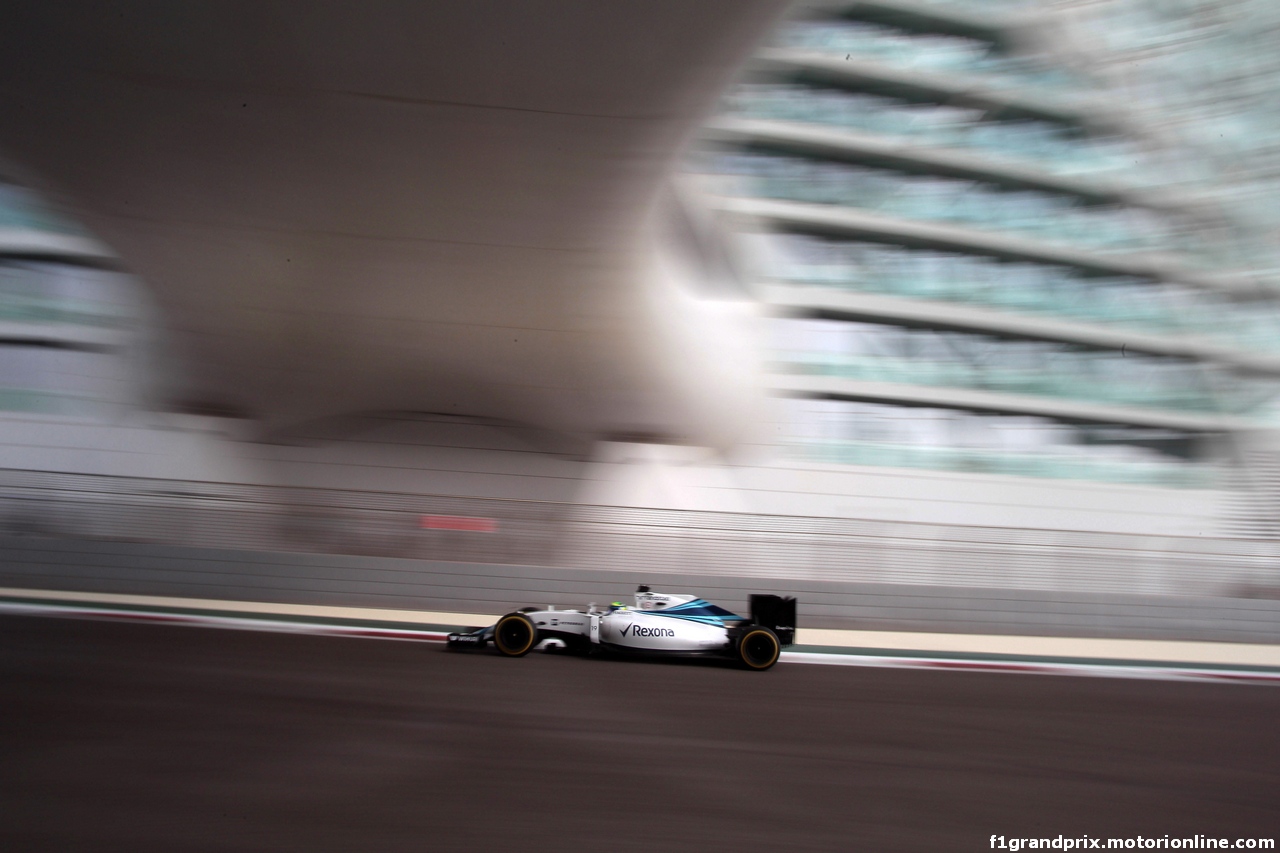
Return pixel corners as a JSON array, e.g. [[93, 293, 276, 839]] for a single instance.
[[736, 626, 781, 671], [493, 612, 539, 657]]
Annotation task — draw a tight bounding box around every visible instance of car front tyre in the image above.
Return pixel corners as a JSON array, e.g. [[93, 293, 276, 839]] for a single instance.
[[736, 626, 781, 671], [493, 612, 539, 657]]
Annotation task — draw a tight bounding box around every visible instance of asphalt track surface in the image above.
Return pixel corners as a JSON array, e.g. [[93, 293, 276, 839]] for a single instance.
[[2, 615, 1277, 852]]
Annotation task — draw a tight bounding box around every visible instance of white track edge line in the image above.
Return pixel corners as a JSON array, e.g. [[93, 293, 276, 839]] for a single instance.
[[780, 651, 1280, 684]]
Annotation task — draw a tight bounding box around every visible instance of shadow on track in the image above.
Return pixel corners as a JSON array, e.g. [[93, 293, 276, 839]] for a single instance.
[[3, 614, 1277, 852]]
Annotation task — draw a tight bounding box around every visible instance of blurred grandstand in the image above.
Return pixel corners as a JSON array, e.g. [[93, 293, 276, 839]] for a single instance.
[[692, 0, 1280, 533]]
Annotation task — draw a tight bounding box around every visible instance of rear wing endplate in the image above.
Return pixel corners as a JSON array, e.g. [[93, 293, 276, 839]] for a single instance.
[[749, 595, 797, 646]]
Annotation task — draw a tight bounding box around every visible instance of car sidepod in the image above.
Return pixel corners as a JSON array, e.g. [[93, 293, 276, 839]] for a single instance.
[[597, 608, 733, 655]]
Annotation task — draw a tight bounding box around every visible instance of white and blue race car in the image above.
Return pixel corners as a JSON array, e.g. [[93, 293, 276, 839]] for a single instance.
[[447, 586, 796, 671]]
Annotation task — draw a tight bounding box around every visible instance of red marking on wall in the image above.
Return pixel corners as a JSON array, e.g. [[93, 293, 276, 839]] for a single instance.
[[421, 515, 498, 533]]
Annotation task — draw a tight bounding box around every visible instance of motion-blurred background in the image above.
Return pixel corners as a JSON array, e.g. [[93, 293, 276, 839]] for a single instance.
[[0, 0, 1278, 641]]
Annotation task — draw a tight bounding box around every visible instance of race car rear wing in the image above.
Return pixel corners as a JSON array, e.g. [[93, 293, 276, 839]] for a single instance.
[[749, 594, 796, 646]]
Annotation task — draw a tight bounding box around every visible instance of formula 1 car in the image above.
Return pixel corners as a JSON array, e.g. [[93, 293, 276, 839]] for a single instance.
[[446, 586, 796, 670]]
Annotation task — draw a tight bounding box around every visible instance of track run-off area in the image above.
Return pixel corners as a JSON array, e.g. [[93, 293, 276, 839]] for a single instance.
[[2, 607, 1278, 851], [3, 587, 1280, 684]]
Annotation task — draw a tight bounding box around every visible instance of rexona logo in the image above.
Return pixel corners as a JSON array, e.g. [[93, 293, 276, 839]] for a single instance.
[[621, 623, 675, 638]]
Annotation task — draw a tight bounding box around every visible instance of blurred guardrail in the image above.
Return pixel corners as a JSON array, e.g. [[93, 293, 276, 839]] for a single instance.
[[1, 468, 1278, 600]]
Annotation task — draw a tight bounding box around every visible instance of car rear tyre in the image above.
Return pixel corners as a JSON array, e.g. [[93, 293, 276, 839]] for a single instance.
[[493, 612, 539, 657], [736, 626, 781, 671]]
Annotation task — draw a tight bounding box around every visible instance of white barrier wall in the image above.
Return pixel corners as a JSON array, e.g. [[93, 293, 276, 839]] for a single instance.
[[0, 410, 1229, 537]]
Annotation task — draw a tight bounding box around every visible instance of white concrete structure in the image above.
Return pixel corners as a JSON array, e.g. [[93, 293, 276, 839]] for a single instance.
[[0, 1, 785, 448]]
